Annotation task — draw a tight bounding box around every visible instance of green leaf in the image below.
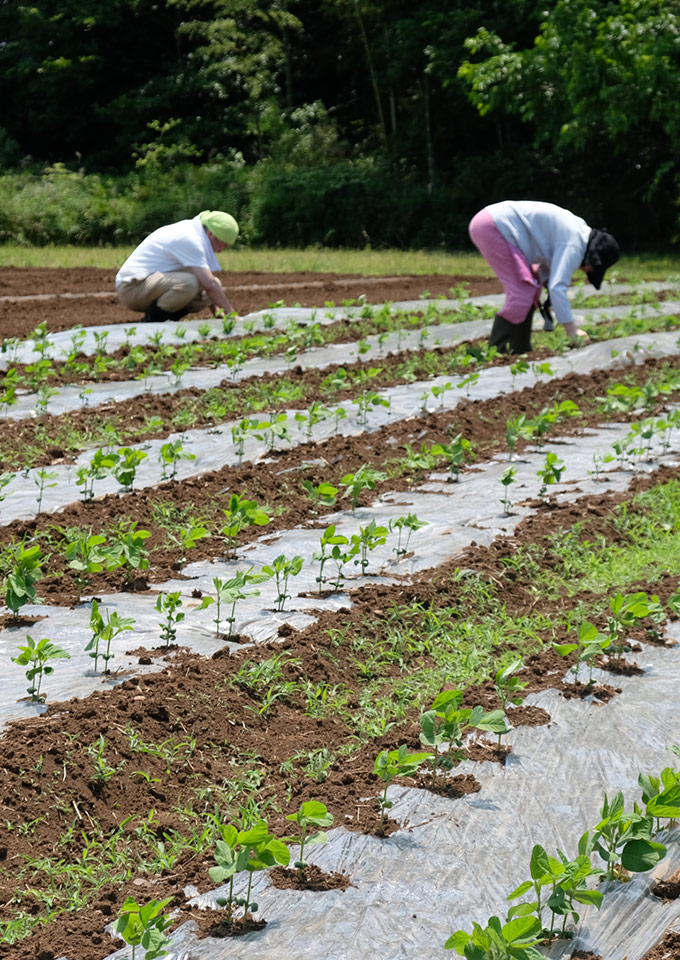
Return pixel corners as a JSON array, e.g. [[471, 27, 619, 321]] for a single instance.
[[647, 784, 680, 819], [621, 838, 667, 872]]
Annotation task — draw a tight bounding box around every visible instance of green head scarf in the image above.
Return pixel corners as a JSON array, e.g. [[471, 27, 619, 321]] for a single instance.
[[198, 210, 239, 245]]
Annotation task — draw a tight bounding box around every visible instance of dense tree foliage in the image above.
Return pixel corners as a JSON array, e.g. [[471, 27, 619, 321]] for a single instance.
[[0, 0, 678, 248]]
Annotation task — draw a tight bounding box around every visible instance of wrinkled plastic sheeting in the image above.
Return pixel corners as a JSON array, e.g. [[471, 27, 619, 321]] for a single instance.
[[1, 296, 490, 369], [6, 297, 680, 420], [4, 327, 680, 524], [98, 635, 680, 960], [2, 413, 679, 730], [2, 279, 674, 370]]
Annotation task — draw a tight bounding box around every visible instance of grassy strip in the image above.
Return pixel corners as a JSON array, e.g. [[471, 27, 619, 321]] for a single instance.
[[2, 476, 679, 946], [2, 245, 680, 280]]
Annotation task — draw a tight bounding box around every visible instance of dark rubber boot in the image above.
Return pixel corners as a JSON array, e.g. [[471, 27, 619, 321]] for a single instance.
[[510, 308, 534, 354], [142, 301, 191, 323], [489, 313, 514, 354]]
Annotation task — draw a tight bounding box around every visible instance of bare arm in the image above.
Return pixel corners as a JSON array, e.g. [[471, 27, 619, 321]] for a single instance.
[[190, 266, 236, 314]]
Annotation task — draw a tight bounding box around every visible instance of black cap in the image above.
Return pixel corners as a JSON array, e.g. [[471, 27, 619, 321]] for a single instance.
[[584, 228, 620, 289]]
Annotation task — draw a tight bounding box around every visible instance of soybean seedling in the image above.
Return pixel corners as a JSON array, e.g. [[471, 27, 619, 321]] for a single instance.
[[373, 745, 429, 832], [261, 554, 304, 612], [494, 658, 528, 719], [537, 451, 565, 497], [111, 896, 173, 960], [4, 542, 43, 619], [389, 514, 426, 558], [284, 800, 334, 878], [12, 635, 70, 702], [301, 479, 338, 514], [33, 469, 57, 514], [87, 599, 135, 673], [155, 592, 184, 648], [500, 466, 517, 515], [554, 621, 611, 686], [210, 819, 289, 929], [351, 519, 389, 575]]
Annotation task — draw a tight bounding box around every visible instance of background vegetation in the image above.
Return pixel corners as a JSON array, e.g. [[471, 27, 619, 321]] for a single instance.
[[1, 0, 677, 251]]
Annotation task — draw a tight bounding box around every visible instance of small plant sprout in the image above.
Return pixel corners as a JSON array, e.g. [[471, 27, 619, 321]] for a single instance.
[[389, 513, 427, 557], [284, 800, 334, 877], [579, 791, 667, 882], [261, 554, 304, 611], [12, 635, 70, 702], [87, 599, 135, 673], [87, 734, 125, 787], [500, 466, 517, 515], [446, 914, 544, 957], [253, 412, 291, 452], [494, 658, 528, 715], [63, 529, 113, 601], [505, 414, 533, 460], [33, 468, 58, 514], [606, 591, 660, 668], [113, 447, 148, 491], [351, 519, 389, 575], [76, 447, 120, 501], [0, 472, 14, 503], [159, 440, 195, 480], [510, 357, 530, 386], [431, 432, 475, 482], [301, 479, 338, 514], [221, 492, 271, 557], [4, 542, 43, 618], [339, 464, 387, 511], [167, 522, 209, 571], [295, 401, 332, 441], [554, 621, 610, 686], [313, 524, 350, 591], [431, 381, 452, 408], [111, 896, 174, 960], [504, 844, 603, 941], [373, 745, 429, 832], [536, 451, 565, 497], [155, 592, 184, 648], [210, 819, 289, 929], [206, 568, 270, 639]]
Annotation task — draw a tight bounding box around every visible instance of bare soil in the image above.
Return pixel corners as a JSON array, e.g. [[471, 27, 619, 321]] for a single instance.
[[0, 268, 501, 340]]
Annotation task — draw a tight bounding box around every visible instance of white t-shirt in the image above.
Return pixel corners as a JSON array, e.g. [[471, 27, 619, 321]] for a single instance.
[[488, 200, 591, 326], [115, 215, 220, 288]]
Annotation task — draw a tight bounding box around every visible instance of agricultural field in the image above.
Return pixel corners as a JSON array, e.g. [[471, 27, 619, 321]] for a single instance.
[[1, 264, 680, 960]]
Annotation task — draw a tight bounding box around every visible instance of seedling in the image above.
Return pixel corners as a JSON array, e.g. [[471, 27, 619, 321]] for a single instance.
[[284, 800, 334, 877], [431, 432, 475, 482], [340, 464, 387, 511], [221, 492, 271, 557], [210, 819, 289, 928], [373, 745, 429, 831], [351, 519, 389, 575], [155, 592, 184, 648], [261, 554, 304, 611], [606, 591, 660, 668], [76, 448, 120, 500], [253, 412, 291, 452], [159, 440, 195, 480], [505, 415, 533, 459], [301, 479, 338, 514], [111, 896, 173, 960], [0, 472, 14, 503], [553, 621, 610, 686], [167, 523, 209, 571], [87, 734, 125, 787], [87, 599, 135, 673], [206, 568, 270, 639], [446, 914, 543, 957], [579, 791, 666, 881], [389, 513, 427, 557], [295, 401, 332, 441], [536, 451, 565, 497], [4, 542, 43, 618], [33, 468, 57, 514], [63, 530, 114, 602], [500, 466, 517, 515], [494, 658, 528, 717], [113, 447, 148, 491], [12, 635, 70, 702], [111, 522, 151, 586]]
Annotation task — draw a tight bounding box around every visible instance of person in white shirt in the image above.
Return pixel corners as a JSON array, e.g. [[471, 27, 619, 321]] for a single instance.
[[115, 210, 239, 322], [469, 200, 620, 354]]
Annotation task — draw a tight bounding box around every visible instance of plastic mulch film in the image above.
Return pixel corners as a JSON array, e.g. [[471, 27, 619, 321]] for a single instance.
[[5, 295, 680, 421], [97, 635, 680, 960], [3, 326, 680, 524], [2, 410, 679, 730]]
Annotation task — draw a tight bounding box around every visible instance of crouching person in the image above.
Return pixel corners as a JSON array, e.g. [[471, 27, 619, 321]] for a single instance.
[[115, 210, 239, 322]]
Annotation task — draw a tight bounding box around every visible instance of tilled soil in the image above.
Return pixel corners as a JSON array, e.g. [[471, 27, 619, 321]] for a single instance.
[[0, 268, 501, 339]]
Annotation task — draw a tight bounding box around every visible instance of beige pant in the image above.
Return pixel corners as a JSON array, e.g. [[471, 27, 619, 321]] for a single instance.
[[116, 270, 210, 313]]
